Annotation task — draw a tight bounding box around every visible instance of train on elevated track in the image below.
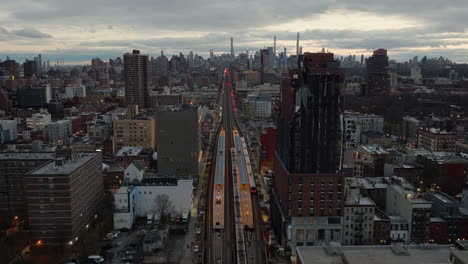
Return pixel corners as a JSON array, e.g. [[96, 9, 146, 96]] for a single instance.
[[213, 129, 225, 230]]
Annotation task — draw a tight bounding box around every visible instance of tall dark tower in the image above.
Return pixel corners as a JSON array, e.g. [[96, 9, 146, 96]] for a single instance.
[[273, 35, 276, 68], [271, 52, 345, 251], [230, 37, 234, 58], [124, 50, 149, 107], [366, 49, 389, 96]]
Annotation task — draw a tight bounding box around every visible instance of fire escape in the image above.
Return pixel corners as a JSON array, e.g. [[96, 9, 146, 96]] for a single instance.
[[354, 210, 365, 245]]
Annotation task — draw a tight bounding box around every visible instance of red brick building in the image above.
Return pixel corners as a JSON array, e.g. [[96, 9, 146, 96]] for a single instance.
[[429, 218, 449, 244], [260, 127, 276, 171], [103, 166, 124, 190]]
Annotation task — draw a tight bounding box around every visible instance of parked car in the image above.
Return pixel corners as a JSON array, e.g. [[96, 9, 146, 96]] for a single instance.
[[125, 249, 137, 255], [193, 245, 199, 253], [87, 255, 104, 263]]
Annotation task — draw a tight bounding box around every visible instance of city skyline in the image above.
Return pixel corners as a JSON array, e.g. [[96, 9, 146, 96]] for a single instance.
[[1, 0, 468, 63]]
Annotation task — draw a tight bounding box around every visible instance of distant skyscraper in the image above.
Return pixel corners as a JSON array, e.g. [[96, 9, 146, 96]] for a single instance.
[[260, 49, 270, 84], [296, 32, 300, 60], [210, 50, 214, 60], [24, 60, 38, 78], [366, 49, 390, 96], [230, 37, 234, 58], [271, 52, 345, 252], [124, 50, 149, 107], [267, 47, 274, 70], [283, 47, 287, 70], [37, 54, 42, 74], [273, 36, 276, 68], [360, 54, 364, 64]]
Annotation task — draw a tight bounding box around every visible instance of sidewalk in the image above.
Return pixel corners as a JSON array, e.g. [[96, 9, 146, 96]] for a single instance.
[[179, 133, 213, 264]]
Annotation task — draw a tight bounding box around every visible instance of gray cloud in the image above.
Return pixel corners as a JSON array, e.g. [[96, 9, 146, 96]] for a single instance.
[[2, 0, 468, 62], [10, 28, 52, 38]]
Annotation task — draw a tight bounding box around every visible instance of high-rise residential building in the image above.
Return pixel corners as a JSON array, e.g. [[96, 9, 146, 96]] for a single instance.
[[26, 151, 103, 245], [156, 105, 201, 179], [124, 50, 149, 108], [113, 115, 156, 151], [0, 151, 55, 221], [260, 49, 270, 84], [366, 49, 390, 96], [24, 60, 38, 78], [271, 53, 345, 253]]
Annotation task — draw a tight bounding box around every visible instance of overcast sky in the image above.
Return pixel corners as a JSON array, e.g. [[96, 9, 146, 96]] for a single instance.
[[1, 0, 468, 64]]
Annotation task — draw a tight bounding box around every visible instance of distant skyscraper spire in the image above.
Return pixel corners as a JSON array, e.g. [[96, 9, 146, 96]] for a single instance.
[[230, 37, 234, 58], [296, 32, 300, 59], [161, 50, 164, 57], [284, 46, 287, 70], [273, 36, 276, 68]]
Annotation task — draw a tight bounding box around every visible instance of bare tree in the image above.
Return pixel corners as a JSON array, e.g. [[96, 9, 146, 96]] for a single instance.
[[153, 194, 173, 225]]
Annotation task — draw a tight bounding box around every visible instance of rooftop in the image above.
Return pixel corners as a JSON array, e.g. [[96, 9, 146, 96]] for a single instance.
[[345, 195, 376, 206], [115, 146, 144, 156], [297, 245, 457, 264], [427, 191, 458, 204], [29, 153, 99, 175], [418, 152, 468, 164], [0, 152, 55, 160], [359, 144, 388, 155], [50, 120, 71, 125], [420, 127, 455, 135]]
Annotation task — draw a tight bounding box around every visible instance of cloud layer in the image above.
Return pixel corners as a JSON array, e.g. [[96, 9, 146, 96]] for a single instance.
[[1, 0, 468, 63]]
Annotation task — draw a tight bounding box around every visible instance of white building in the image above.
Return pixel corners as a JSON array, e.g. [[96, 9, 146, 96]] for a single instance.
[[385, 177, 431, 244], [245, 94, 272, 118], [48, 120, 72, 142], [113, 178, 193, 230], [343, 111, 384, 149], [114, 186, 137, 230], [124, 160, 146, 183], [26, 112, 52, 130], [65, 85, 87, 99], [389, 216, 410, 243]]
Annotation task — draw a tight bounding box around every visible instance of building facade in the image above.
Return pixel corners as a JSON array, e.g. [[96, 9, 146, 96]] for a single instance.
[[418, 127, 456, 152], [64, 85, 87, 99], [113, 116, 156, 151], [156, 105, 201, 179], [366, 49, 390, 96], [0, 151, 55, 222], [26, 152, 103, 245], [272, 53, 345, 252], [48, 120, 72, 143], [124, 50, 149, 108], [385, 178, 431, 244]]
